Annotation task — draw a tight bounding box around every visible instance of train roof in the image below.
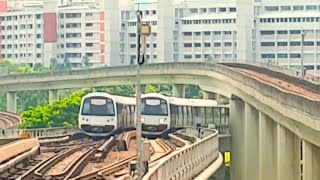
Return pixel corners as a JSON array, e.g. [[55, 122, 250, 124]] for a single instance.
[[168, 97, 220, 107], [113, 95, 136, 105], [82, 92, 114, 99], [141, 93, 170, 101]]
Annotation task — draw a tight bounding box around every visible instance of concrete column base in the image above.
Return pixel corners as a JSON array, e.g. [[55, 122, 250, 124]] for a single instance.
[[6, 92, 16, 113], [172, 84, 185, 98], [49, 90, 59, 104], [303, 140, 320, 180]]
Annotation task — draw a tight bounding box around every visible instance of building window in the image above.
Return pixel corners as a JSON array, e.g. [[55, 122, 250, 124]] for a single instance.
[[129, 33, 136, 37], [306, 5, 317, 11], [290, 30, 301, 34], [37, 54, 41, 58], [195, 54, 201, 58], [59, 14, 64, 18], [265, 6, 279, 11], [37, 34, 41, 38], [290, 54, 301, 58], [86, 33, 93, 37], [219, 8, 226, 12], [209, 8, 216, 13], [281, 6, 291, 11], [290, 41, 301, 46], [86, 23, 93, 27], [204, 31, 211, 36], [152, 10, 156, 15], [224, 54, 232, 59], [130, 44, 136, 48], [190, 8, 198, 13], [223, 31, 232, 35], [153, 44, 157, 48], [184, 43, 192, 47], [225, 42, 232, 46], [36, 14, 41, 19], [214, 54, 221, 58], [213, 31, 221, 35], [184, 55, 192, 59], [214, 43, 221, 47], [230, 8, 236, 12], [194, 32, 201, 36], [36, 44, 41, 48], [317, 42, 320, 46], [261, 54, 275, 58], [293, 6, 304, 11], [194, 43, 201, 47], [66, 43, 81, 48], [86, 43, 93, 47], [303, 41, 314, 46], [86, 13, 93, 16], [204, 43, 211, 47], [277, 30, 288, 34], [261, 31, 275, 35], [278, 54, 288, 58], [183, 32, 192, 36], [261, 42, 275, 46], [153, 55, 157, 59], [278, 42, 288, 46], [66, 13, 81, 18]]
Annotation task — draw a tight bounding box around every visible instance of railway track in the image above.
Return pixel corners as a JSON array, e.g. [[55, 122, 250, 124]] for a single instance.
[[1, 130, 189, 180], [0, 111, 22, 129]]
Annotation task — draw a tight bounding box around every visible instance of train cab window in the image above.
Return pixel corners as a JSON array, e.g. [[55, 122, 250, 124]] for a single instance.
[[141, 98, 168, 116], [82, 97, 115, 116]]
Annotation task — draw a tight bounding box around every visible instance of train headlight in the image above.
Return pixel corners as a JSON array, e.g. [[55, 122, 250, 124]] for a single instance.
[[141, 118, 145, 123], [159, 118, 164, 124]]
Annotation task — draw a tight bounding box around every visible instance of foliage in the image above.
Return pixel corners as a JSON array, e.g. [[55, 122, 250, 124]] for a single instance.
[[82, 56, 91, 69], [20, 90, 88, 129], [185, 85, 201, 98]]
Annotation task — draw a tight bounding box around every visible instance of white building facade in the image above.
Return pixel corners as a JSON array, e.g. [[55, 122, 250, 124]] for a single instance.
[[115, 0, 320, 74], [57, 1, 105, 68]]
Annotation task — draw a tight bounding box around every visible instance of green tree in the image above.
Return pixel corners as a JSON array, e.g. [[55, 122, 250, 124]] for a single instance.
[[82, 56, 91, 69], [20, 90, 88, 129]]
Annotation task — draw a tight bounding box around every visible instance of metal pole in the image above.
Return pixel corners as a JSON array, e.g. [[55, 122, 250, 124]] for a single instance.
[[135, 5, 144, 180], [300, 32, 305, 79]]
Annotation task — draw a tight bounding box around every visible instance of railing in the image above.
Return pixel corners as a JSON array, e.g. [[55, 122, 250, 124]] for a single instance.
[[143, 128, 219, 180], [0, 127, 80, 139]]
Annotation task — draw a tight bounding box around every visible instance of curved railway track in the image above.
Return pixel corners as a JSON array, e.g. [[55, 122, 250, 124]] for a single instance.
[[0, 111, 22, 129], [1, 130, 192, 180]]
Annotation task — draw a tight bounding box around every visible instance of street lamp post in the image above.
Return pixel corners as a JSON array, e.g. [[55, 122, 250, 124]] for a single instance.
[[300, 32, 305, 79], [135, 5, 144, 179], [133, 1, 153, 179]]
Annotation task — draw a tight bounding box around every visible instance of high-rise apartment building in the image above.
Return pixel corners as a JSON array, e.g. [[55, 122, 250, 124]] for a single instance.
[[115, 0, 320, 74], [56, 0, 105, 68], [0, 0, 319, 74]]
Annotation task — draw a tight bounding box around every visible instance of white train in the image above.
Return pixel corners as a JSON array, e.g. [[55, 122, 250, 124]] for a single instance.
[[78, 92, 135, 136], [79, 92, 229, 137], [139, 93, 229, 136]]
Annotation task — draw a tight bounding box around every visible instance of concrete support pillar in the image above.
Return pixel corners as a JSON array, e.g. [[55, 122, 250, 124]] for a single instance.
[[230, 97, 245, 180], [6, 91, 17, 113], [172, 84, 185, 98], [202, 91, 217, 100], [244, 103, 259, 180], [49, 90, 59, 104], [275, 124, 301, 180], [302, 140, 320, 180], [259, 112, 276, 180]]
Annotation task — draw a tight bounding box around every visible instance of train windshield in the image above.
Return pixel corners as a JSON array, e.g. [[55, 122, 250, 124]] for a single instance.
[[141, 98, 168, 116], [81, 97, 115, 116]]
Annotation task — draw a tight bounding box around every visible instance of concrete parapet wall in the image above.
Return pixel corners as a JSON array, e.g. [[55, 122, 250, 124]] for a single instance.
[[143, 129, 220, 180], [0, 138, 39, 164]]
